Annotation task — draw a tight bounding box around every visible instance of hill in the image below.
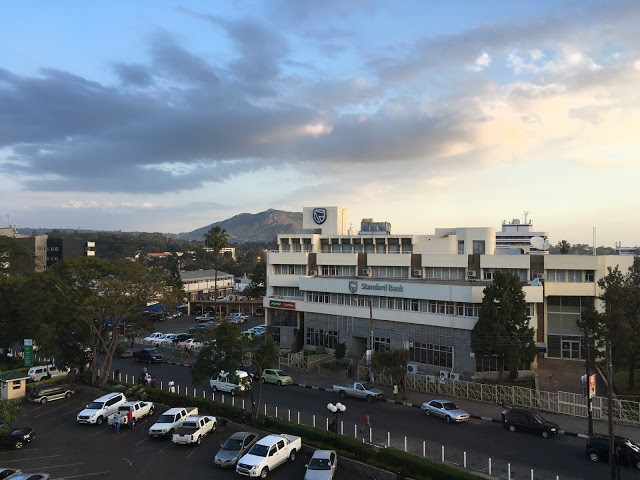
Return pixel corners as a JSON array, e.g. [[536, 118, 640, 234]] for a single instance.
[[177, 209, 303, 243]]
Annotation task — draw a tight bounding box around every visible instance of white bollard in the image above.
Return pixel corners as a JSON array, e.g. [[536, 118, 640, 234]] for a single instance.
[[340, 421, 343, 435], [297, 412, 300, 424], [160, 381, 162, 390], [232, 397, 235, 407], [118, 373, 121, 382], [354, 425, 357, 438], [313, 415, 316, 427], [404, 436, 407, 452], [125, 374, 128, 383], [442, 445, 445, 462], [369, 428, 372, 443], [508, 463, 511, 480], [243, 399, 245, 410], [387, 432, 391, 448], [423, 441, 425, 457], [288, 409, 291, 422], [275, 407, 277, 418], [489, 458, 492, 475], [326, 418, 329, 430], [531, 469, 533, 480], [464, 452, 466, 468], [222, 394, 225, 404], [212, 392, 215, 401], [264, 404, 267, 415]]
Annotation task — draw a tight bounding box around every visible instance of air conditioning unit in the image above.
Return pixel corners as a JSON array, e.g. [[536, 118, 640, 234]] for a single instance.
[[536, 273, 545, 280], [449, 372, 460, 381], [362, 268, 370, 276], [406, 363, 419, 375], [414, 269, 422, 277], [309, 270, 317, 276], [467, 270, 476, 278]]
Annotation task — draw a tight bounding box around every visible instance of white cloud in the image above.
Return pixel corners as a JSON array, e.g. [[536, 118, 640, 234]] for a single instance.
[[468, 51, 491, 71]]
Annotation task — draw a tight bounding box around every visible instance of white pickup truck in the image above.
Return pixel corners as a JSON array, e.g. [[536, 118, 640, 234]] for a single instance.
[[107, 400, 154, 427], [148, 406, 197, 438], [236, 433, 301, 478], [332, 382, 384, 403], [172, 414, 217, 445]]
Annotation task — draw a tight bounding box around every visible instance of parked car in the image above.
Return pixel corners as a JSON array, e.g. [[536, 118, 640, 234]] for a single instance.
[[178, 338, 203, 350], [0, 423, 35, 450], [502, 407, 559, 438], [236, 433, 301, 477], [238, 364, 259, 381], [108, 400, 155, 427], [333, 382, 384, 402], [4, 474, 51, 480], [172, 414, 217, 446], [422, 399, 470, 423], [241, 330, 257, 340], [27, 364, 69, 382], [173, 333, 192, 343], [585, 434, 640, 469], [156, 333, 180, 345], [261, 368, 293, 386], [196, 313, 216, 322], [77, 392, 127, 425], [28, 384, 74, 404], [210, 370, 251, 395], [215, 431, 259, 468], [0, 468, 21, 479], [134, 348, 164, 364], [148, 406, 198, 438], [304, 449, 337, 480], [189, 321, 216, 334], [143, 332, 164, 343], [228, 313, 249, 323]]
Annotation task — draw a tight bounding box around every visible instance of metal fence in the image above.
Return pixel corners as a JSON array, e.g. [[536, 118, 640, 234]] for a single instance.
[[359, 366, 640, 425]]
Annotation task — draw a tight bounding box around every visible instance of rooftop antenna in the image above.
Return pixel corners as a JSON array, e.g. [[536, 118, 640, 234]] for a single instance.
[[523, 211, 529, 224], [593, 227, 597, 256]]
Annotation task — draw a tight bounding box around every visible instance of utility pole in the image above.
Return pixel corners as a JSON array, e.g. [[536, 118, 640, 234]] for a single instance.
[[584, 328, 594, 436], [605, 336, 616, 480]]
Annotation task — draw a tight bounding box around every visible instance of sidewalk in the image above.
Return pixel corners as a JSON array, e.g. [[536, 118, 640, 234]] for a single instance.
[[151, 342, 639, 441]]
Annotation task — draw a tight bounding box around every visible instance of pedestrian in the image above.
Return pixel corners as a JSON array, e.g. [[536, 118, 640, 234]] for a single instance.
[[114, 368, 120, 380], [127, 408, 134, 429], [114, 412, 121, 433], [168, 379, 175, 393], [145, 372, 151, 385], [361, 412, 371, 432], [151, 377, 157, 388], [440, 372, 446, 386], [184, 346, 189, 357], [393, 384, 398, 400]]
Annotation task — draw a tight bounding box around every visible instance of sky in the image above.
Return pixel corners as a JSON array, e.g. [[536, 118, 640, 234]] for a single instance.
[[1, 0, 639, 247]]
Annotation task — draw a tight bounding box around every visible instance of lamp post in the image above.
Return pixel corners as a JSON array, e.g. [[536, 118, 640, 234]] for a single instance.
[[327, 402, 346, 445], [355, 297, 375, 383]]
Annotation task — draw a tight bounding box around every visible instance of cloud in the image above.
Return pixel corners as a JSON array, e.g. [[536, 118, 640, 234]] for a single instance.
[[468, 52, 491, 71]]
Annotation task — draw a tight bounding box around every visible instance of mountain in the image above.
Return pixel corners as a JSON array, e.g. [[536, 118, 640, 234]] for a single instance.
[[177, 209, 303, 243]]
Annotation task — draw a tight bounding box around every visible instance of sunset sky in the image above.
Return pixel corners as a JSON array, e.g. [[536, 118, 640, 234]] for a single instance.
[[1, 0, 639, 246]]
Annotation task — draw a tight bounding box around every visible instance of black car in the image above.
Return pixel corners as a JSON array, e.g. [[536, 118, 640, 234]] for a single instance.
[[0, 423, 35, 450], [586, 435, 640, 469], [173, 333, 192, 343], [502, 408, 559, 438], [134, 348, 164, 364]]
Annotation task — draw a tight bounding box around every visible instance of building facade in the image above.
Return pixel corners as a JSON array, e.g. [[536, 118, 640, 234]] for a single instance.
[[263, 206, 633, 380]]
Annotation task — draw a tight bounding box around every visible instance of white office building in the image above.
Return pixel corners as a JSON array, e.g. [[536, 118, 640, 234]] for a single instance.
[[263, 207, 633, 379]]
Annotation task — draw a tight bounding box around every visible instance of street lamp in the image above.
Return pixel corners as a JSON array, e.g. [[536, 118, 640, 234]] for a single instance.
[[326, 402, 346, 444]]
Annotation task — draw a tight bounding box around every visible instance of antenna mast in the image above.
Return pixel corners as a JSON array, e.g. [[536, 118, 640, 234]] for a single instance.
[[523, 211, 529, 224]]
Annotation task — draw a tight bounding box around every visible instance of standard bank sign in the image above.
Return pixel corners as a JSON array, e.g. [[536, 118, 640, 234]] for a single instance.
[[312, 208, 327, 225], [348, 281, 404, 294]]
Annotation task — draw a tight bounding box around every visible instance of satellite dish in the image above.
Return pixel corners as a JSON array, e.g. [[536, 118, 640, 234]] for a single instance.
[[530, 236, 550, 250]]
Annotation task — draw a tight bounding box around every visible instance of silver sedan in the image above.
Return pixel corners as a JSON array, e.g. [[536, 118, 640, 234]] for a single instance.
[[422, 399, 470, 423]]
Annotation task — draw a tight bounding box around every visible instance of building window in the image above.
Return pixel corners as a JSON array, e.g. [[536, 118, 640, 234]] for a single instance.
[[306, 328, 338, 349], [458, 240, 464, 254], [12, 380, 20, 390], [373, 337, 391, 353], [585, 271, 595, 282], [475, 355, 532, 372], [473, 240, 485, 254], [409, 342, 453, 368], [547, 270, 566, 282], [568, 270, 582, 283]]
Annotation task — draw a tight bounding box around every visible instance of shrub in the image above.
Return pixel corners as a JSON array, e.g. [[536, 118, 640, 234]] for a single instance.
[[334, 342, 346, 359]]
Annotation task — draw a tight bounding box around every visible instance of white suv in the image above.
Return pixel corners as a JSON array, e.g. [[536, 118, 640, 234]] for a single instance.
[[77, 392, 127, 425]]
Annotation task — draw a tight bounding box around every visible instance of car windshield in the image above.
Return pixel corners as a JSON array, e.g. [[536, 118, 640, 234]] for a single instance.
[[249, 444, 269, 457], [443, 402, 458, 410], [308, 458, 331, 470], [157, 415, 174, 423], [87, 402, 104, 409], [275, 370, 287, 377], [222, 438, 243, 450]]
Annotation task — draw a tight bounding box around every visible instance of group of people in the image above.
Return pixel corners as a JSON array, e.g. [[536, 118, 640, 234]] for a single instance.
[[112, 408, 134, 433], [136, 371, 157, 388]]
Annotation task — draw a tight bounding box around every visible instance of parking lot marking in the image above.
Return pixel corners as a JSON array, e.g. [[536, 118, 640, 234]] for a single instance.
[[157, 441, 173, 453], [114, 429, 131, 440], [92, 426, 112, 436], [28, 462, 84, 470], [2, 455, 60, 463], [123, 458, 132, 466], [57, 471, 111, 479], [186, 448, 198, 459], [33, 404, 70, 418], [135, 437, 149, 446]]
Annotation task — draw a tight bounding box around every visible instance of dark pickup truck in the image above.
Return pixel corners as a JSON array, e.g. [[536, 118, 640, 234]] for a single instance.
[[134, 348, 164, 364]]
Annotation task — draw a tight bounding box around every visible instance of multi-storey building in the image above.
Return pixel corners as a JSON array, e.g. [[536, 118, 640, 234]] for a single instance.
[[264, 206, 633, 380], [496, 215, 549, 255]]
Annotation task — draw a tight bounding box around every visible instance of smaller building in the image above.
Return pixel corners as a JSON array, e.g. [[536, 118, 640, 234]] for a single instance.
[[0, 370, 30, 400]]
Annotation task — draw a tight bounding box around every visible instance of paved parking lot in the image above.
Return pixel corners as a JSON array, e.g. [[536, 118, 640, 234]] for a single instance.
[[1, 390, 348, 479]]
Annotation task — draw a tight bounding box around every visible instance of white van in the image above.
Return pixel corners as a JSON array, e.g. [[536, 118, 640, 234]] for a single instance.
[[209, 370, 250, 396], [27, 364, 69, 382]]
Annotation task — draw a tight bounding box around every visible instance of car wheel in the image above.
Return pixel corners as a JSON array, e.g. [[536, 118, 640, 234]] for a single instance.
[[508, 425, 516, 432], [277, 380, 282, 386], [149, 406, 154, 415], [446, 415, 452, 423], [231, 389, 236, 396], [196, 436, 202, 445], [212, 385, 218, 392], [634, 460, 640, 470], [212, 422, 217, 431], [288, 449, 296, 462], [425, 409, 431, 416], [541, 430, 549, 438], [366, 395, 373, 403], [46, 374, 52, 379], [260, 467, 269, 478], [41, 397, 48, 404], [14, 440, 23, 450], [588, 452, 599, 462], [65, 391, 72, 398], [339, 390, 346, 399], [261, 377, 266, 384], [97, 416, 104, 426]]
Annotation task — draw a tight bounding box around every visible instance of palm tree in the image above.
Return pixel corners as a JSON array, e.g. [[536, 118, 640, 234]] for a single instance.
[[203, 226, 228, 313]]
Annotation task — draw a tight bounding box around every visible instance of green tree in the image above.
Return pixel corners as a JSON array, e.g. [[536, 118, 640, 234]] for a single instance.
[[247, 336, 280, 423], [190, 320, 245, 386], [556, 240, 571, 254], [243, 258, 266, 299], [470, 271, 536, 381], [0, 236, 35, 277], [28, 257, 180, 385], [0, 276, 33, 351], [0, 399, 23, 424], [203, 226, 229, 310], [372, 348, 410, 398]]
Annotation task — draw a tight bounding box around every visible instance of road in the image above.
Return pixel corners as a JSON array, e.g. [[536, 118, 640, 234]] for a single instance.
[[106, 315, 634, 480], [2, 390, 349, 480]]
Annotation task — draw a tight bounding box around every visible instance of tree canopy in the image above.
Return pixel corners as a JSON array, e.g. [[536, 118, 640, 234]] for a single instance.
[[470, 271, 536, 380]]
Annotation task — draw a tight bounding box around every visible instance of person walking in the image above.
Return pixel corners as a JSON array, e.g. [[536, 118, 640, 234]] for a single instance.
[[361, 412, 371, 432], [127, 409, 134, 429], [393, 384, 399, 401], [168, 379, 175, 393], [114, 412, 121, 433], [114, 368, 120, 380]]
